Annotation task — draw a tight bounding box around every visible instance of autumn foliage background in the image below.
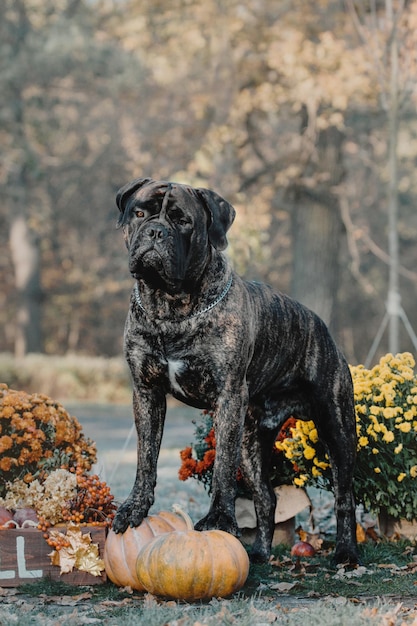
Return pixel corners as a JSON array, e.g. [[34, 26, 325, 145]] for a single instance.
[[1, 0, 417, 375]]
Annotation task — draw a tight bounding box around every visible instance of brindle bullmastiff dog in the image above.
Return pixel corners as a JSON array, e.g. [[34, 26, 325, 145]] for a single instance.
[[112, 177, 358, 565]]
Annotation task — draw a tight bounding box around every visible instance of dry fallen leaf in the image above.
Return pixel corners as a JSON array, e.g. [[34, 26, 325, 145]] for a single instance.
[[143, 593, 159, 608], [100, 598, 134, 607], [295, 526, 323, 550], [356, 523, 366, 543], [269, 581, 298, 592], [366, 527, 379, 542], [296, 526, 308, 542], [333, 565, 373, 580], [249, 605, 279, 623], [0, 588, 19, 597], [48, 523, 105, 576], [75, 541, 104, 576]]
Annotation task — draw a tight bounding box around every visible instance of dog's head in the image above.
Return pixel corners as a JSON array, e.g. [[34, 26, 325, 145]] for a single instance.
[[116, 177, 235, 294]]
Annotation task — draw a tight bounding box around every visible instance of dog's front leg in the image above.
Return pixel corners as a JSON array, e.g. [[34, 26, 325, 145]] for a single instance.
[[112, 386, 166, 533], [195, 390, 247, 537]]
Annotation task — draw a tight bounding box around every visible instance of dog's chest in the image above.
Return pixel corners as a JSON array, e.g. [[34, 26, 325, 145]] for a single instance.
[[166, 358, 186, 395], [158, 352, 219, 407], [125, 321, 220, 406]]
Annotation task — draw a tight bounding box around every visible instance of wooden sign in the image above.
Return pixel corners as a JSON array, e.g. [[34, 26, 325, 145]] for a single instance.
[[0, 527, 107, 586]]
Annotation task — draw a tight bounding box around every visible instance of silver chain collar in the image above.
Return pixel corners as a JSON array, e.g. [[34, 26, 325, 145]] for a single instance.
[[134, 275, 233, 320]]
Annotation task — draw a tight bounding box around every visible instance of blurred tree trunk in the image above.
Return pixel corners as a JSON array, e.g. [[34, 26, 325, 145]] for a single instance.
[[9, 201, 43, 357], [4, 1, 43, 356], [290, 122, 345, 327]]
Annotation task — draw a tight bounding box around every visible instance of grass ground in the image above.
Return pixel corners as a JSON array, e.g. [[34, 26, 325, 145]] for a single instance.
[[1, 541, 417, 625], [0, 386, 415, 624]]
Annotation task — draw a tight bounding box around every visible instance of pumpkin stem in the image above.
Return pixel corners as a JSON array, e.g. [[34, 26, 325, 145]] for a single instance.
[[172, 504, 194, 530]]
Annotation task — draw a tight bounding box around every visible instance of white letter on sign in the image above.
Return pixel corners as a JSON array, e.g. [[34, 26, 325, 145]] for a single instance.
[[0, 558, 15, 579], [16, 536, 43, 578]]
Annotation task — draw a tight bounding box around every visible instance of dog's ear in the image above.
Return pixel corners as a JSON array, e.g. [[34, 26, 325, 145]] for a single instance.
[[116, 177, 154, 228], [195, 188, 236, 251]]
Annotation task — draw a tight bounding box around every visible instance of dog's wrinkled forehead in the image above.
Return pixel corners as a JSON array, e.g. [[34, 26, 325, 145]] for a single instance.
[[117, 179, 199, 226], [134, 181, 196, 208]]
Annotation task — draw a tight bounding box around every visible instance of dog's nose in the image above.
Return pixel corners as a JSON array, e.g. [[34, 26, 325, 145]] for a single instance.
[[143, 222, 168, 241]]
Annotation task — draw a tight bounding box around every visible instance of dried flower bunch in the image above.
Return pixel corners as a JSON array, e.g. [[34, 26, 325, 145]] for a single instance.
[[0, 466, 116, 528], [0, 384, 114, 578], [0, 469, 77, 525], [0, 383, 97, 498]]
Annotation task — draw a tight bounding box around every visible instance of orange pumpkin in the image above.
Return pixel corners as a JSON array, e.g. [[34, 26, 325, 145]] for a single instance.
[[136, 510, 250, 601], [104, 510, 188, 589]]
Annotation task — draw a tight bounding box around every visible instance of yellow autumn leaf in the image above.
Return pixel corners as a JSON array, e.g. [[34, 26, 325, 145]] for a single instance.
[[75, 542, 105, 577], [356, 523, 366, 544], [55, 545, 77, 575], [48, 523, 104, 576]]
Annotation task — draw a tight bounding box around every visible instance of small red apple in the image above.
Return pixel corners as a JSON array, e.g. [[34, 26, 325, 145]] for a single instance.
[[291, 541, 315, 558]]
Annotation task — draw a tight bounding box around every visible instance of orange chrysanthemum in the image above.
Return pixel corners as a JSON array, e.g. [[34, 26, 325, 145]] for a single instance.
[[0, 383, 97, 497]]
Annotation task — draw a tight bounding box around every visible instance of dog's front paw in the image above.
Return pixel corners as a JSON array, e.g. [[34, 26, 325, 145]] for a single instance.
[[112, 499, 147, 534], [249, 540, 270, 564], [195, 510, 240, 537], [333, 543, 359, 567]]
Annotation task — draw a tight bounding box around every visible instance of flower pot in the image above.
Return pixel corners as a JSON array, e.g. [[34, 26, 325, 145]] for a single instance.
[[378, 509, 417, 541], [236, 485, 311, 546]]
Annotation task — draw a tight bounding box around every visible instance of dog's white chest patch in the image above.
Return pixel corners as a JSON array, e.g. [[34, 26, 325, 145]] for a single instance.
[[167, 359, 186, 395]]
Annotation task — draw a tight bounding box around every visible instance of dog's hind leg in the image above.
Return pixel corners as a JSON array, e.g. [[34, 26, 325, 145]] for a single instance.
[[315, 394, 359, 565], [239, 409, 279, 563]]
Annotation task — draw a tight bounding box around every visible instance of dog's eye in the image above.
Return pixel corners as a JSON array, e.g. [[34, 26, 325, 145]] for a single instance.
[[134, 210, 145, 218]]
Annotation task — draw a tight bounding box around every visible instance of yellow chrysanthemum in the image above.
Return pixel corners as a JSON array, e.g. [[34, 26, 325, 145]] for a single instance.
[[404, 408, 416, 420], [294, 475, 308, 487], [303, 445, 316, 460], [313, 458, 330, 470], [372, 393, 384, 403], [396, 421, 411, 433], [355, 404, 367, 415], [366, 425, 378, 440], [309, 428, 319, 444], [397, 473, 406, 482], [382, 431, 395, 443]]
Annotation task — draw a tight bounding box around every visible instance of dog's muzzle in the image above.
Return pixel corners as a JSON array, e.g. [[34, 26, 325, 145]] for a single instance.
[[128, 216, 188, 291], [142, 221, 169, 243]]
